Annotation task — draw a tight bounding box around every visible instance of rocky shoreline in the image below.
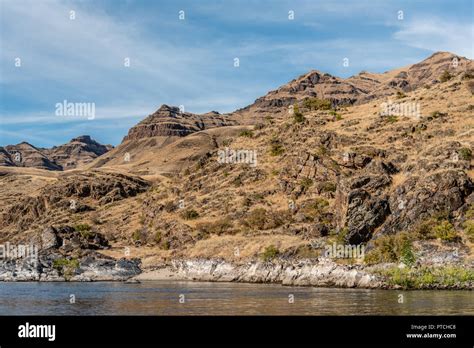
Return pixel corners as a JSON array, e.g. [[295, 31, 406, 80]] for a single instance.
[[0, 255, 141, 282], [1, 256, 473, 290], [135, 259, 387, 288]]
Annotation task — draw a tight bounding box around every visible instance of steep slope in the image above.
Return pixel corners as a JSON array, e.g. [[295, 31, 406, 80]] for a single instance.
[[88, 104, 242, 175]]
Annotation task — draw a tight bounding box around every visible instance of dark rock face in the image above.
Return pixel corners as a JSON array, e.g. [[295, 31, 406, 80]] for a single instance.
[[380, 170, 473, 235], [335, 168, 473, 244], [122, 104, 237, 142], [41, 225, 109, 252], [336, 175, 392, 244]]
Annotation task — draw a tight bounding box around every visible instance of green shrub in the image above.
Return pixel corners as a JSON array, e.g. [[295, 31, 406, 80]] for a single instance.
[[385, 115, 398, 123], [376, 266, 474, 289], [430, 111, 447, 118], [244, 208, 289, 230], [161, 240, 170, 250], [303, 98, 332, 111], [299, 177, 313, 191], [433, 220, 459, 242], [239, 130, 254, 138], [439, 70, 453, 82], [464, 221, 474, 242], [132, 229, 142, 242], [196, 218, 233, 236], [154, 230, 162, 244], [245, 208, 267, 230], [269, 138, 284, 156], [396, 91, 406, 99], [53, 258, 80, 280], [180, 209, 200, 220], [74, 224, 92, 238], [335, 227, 349, 244], [261, 245, 279, 261], [293, 104, 305, 123], [329, 110, 342, 120], [300, 197, 329, 221], [320, 181, 337, 193], [364, 232, 415, 265], [457, 147, 472, 161]]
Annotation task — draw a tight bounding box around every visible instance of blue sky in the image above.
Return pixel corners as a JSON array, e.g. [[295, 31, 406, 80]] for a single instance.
[[0, 0, 472, 147]]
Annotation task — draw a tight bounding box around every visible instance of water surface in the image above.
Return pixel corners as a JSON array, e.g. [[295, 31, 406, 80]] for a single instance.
[[0, 281, 472, 315]]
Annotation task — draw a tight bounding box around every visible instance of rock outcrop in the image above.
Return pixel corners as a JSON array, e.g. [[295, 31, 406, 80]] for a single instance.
[[122, 104, 237, 142]]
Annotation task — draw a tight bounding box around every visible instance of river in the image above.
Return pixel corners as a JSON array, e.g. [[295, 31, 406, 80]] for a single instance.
[[0, 281, 472, 315]]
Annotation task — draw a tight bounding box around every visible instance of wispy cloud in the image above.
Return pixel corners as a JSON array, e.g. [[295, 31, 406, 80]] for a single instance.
[[393, 17, 473, 58], [1, 0, 471, 147]]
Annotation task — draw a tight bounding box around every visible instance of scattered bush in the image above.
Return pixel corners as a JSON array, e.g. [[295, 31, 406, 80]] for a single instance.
[[376, 266, 474, 289], [364, 232, 415, 265], [329, 110, 342, 120], [244, 208, 290, 230], [396, 91, 406, 99], [457, 147, 472, 161], [154, 230, 162, 244], [385, 115, 398, 123], [196, 217, 233, 236], [261, 245, 279, 261], [293, 104, 305, 123], [320, 181, 337, 193], [439, 70, 453, 82], [299, 177, 313, 191], [433, 220, 460, 242], [180, 209, 200, 220], [430, 111, 447, 118], [74, 224, 92, 238], [239, 130, 254, 138], [464, 220, 474, 242], [53, 258, 80, 280], [269, 137, 284, 156], [335, 227, 349, 244], [300, 197, 329, 221], [303, 98, 332, 111]]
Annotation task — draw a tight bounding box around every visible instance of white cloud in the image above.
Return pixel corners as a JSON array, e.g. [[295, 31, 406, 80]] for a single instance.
[[393, 18, 473, 58]]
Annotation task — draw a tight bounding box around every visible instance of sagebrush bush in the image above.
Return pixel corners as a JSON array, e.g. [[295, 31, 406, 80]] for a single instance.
[[433, 220, 459, 242], [261, 245, 279, 261], [364, 232, 415, 265], [293, 104, 305, 123], [303, 98, 332, 111], [180, 209, 200, 220]]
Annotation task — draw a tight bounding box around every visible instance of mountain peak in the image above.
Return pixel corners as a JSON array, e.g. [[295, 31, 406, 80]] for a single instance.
[[71, 135, 93, 143]]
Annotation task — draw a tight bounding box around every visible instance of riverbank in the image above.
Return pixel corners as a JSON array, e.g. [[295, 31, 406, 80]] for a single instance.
[[133, 259, 474, 290], [1, 255, 473, 289]]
